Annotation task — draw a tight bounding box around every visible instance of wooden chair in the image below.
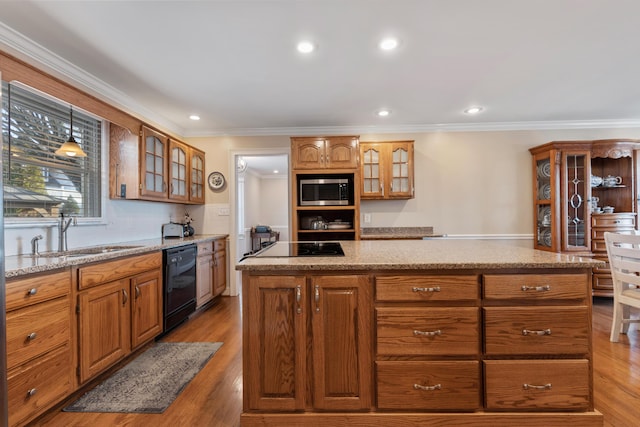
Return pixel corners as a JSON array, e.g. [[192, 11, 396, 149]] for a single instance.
[[604, 232, 640, 342]]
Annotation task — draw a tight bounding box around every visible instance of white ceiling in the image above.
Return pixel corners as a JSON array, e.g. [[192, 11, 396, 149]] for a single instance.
[[2, 0, 640, 137]]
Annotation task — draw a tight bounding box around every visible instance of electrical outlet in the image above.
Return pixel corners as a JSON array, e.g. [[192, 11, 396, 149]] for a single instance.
[[364, 213, 371, 223], [218, 207, 230, 216]]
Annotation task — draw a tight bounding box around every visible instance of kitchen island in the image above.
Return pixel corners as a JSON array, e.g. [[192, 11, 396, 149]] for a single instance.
[[236, 239, 604, 427]]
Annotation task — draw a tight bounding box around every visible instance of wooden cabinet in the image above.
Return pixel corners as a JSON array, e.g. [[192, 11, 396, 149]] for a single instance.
[[109, 123, 205, 204], [482, 272, 593, 411], [190, 147, 206, 203], [169, 138, 189, 202], [77, 252, 163, 383], [241, 267, 599, 426], [530, 139, 640, 296], [196, 241, 214, 308], [291, 136, 359, 170], [5, 270, 73, 427], [196, 238, 227, 308], [244, 273, 371, 412], [360, 141, 414, 199], [213, 238, 227, 297], [375, 274, 481, 411]]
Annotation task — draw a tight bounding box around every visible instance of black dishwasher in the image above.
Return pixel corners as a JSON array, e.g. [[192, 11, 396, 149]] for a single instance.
[[163, 244, 197, 333]]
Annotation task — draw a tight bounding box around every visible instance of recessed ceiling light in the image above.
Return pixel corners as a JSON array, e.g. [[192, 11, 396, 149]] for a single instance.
[[464, 106, 484, 115], [379, 38, 399, 51], [189, 115, 200, 121], [297, 41, 315, 53], [377, 109, 391, 117], [273, 170, 279, 174]]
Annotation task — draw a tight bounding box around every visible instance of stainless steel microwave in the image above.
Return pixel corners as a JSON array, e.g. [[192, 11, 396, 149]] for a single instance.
[[299, 178, 350, 206]]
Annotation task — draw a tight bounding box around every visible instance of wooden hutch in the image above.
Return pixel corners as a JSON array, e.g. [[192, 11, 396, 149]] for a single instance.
[[530, 139, 640, 296]]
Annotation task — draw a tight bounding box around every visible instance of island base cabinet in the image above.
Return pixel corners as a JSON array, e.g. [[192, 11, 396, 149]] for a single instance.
[[244, 274, 372, 412], [484, 360, 590, 411], [376, 361, 480, 410]]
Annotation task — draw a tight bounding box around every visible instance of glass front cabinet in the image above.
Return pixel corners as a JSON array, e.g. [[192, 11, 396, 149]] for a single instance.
[[530, 139, 640, 296]]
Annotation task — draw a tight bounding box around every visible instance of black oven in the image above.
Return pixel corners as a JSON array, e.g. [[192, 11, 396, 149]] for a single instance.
[[162, 244, 197, 333]]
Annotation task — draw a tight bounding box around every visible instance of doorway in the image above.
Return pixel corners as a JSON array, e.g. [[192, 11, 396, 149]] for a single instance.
[[228, 149, 290, 295]]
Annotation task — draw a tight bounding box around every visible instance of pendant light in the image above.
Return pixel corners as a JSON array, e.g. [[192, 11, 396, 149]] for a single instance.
[[55, 106, 87, 157]]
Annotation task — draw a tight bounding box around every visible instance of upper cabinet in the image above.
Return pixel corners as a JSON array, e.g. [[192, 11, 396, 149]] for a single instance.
[[169, 138, 189, 202], [360, 141, 414, 200], [141, 126, 169, 199], [292, 136, 359, 170], [190, 148, 206, 204], [109, 123, 205, 204]]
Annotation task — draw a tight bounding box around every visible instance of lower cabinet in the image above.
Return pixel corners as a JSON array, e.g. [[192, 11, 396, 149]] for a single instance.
[[244, 274, 372, 412], [196, 238, 227, 308], [242, 269, 599, 426], [5, 270, 73, 427], [77, 252, 163, 384]]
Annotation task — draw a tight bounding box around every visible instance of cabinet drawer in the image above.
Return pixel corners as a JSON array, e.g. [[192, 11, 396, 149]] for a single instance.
[[6, 297, 70, 369], [214, 238, 226, 252], [78, 251, 162, 290], [375, 275, 478, 302], [197, 241, 213, 256], [376, 307, 479, 356], [377, 361, 480, 410], [484, 360, 590, 410], [591, 214, 635, 227], [591, 256, 610, 273], [6, 270, 70, 311], [484, 307, 589, 355], [7, 344, 73, 427], [593, 274, 613, 291], [483, 274, 589, 300], [592, 227, 634, 241]]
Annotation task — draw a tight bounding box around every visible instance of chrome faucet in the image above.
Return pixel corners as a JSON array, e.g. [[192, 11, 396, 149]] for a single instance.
[[31, 235, 43, 256], [58, 213, 76, 252]]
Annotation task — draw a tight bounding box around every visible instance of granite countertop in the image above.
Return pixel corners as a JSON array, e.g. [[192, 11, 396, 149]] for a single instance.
[[5, 234, 228, 278], [360, 226, 444, 239], [236, 239, 604, 271]]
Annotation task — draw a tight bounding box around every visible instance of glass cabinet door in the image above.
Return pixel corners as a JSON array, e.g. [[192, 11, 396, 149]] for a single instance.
[[141, 126, 167, 197], [169, 140, 188, 201], [563, 152, 590, 251], [535, 156, 553, 249], [361, 144, 383, 198], [389, 144, 413, 198]]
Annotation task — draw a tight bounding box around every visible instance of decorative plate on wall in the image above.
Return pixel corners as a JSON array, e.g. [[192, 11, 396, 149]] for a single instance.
[[208, 171, 226, 191]]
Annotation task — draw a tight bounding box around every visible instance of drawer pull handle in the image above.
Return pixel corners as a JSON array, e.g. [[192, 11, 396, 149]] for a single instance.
[[412, 286, 441, 293], [296, 285, 302, 314], [26, 388, 37, 397], [413, 383, 442, 391], [413, 329, 442, 337], [523, 383, 552, 390], [27, 288, 38, 296], [26, 332, 37, 341], [522, 328, 551, 336], [521, 285, 551, 292]]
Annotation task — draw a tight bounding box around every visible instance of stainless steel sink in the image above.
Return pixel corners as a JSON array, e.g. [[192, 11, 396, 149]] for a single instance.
[[33, 245, 143, 258]]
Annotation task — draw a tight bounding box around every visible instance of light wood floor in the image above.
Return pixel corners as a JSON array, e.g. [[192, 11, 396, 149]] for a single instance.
[[36, 296, 639, 427]]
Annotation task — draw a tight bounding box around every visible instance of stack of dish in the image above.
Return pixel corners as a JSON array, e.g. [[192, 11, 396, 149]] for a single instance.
[[327, 220, 351, 230]]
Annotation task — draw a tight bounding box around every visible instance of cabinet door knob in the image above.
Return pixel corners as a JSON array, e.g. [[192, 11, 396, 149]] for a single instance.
[[26, 332, 37, 341], [27, 288, 38, 296], [27, 388, 37, 397]]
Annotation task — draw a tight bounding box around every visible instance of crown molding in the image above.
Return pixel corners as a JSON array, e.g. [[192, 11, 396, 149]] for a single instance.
[[184, 118, 640, 138], [0, 22, 184, 135]]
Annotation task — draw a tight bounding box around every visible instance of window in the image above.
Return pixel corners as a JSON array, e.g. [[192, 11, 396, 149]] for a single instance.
[[1, 81, 102, 219]]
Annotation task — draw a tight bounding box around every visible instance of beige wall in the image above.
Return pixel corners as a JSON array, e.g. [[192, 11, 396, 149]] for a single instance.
[[188, 127, 640, 241]]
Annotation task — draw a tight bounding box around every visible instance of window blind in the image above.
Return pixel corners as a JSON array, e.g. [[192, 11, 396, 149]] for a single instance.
[[1, 81, 102, 218]]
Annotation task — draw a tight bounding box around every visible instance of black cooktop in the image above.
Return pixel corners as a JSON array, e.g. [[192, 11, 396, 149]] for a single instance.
[[255, 241, 344, 257]]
